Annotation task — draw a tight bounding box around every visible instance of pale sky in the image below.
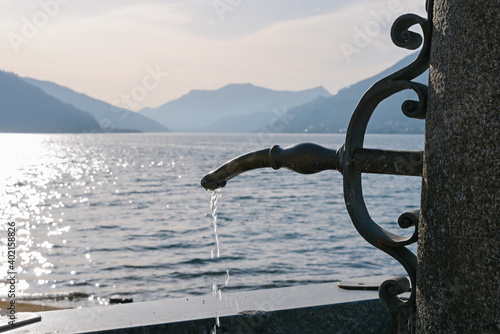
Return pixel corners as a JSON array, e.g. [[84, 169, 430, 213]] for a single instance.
[[0, 0, 426, 111]]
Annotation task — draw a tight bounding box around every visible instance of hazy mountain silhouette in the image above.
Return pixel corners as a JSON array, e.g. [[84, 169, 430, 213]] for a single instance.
[[23, 77, 168, 133], [273, 54, 428, 133], [0, 70, 101, 133], [2, 53, 426, 134], [139, 83, 331, 132]]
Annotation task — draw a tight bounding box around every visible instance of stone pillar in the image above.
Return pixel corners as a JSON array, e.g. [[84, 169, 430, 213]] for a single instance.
[[417, 0, 500, 332]]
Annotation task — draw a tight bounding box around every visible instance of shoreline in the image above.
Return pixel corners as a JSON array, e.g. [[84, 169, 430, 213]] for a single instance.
[[0, 301, 66, 315]]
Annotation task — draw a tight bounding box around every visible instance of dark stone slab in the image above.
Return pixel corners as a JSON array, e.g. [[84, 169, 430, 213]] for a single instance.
[[86, 300, 392, 334], [8, 281, 397, 334]]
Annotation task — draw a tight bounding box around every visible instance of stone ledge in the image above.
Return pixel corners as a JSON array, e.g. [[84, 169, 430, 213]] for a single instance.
[[6, 278, 397, 333]]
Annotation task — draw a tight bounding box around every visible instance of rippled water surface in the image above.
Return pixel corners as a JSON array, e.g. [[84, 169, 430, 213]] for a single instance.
[[0, 133, 423, 308]]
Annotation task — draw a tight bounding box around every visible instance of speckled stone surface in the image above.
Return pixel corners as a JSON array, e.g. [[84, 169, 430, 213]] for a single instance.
[[7, 281, 397, 334], [417, 0, 500, 332], [88, 300, 393, 334]]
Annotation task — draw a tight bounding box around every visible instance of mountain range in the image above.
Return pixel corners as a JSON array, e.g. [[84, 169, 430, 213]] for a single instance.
[[22, 77, 169, 133], [0, 53, 427, 134], [139, 83, 331, 132], [0, 71, 101, 133], [272, 54, 428, 134]]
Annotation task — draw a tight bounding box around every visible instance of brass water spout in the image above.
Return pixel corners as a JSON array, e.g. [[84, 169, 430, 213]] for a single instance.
[[201, 143, 422, 191], [201, 143, 340, 191]]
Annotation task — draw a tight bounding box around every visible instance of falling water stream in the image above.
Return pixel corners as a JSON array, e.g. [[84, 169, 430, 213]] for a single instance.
[[209, 189, 230, 333], [210, 189, 221, 259]]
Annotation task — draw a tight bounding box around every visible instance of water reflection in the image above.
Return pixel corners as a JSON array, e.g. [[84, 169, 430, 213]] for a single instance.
[[0, 133, 423, 308], [0, 134, 72, 301]]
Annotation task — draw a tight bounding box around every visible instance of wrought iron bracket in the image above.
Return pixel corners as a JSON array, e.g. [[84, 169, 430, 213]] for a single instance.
[[201, 1, 433, 332], [344, 2, 432, 315]]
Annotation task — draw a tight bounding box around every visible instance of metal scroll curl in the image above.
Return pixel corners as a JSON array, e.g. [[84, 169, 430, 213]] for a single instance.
[[342, 5, 432, 317]]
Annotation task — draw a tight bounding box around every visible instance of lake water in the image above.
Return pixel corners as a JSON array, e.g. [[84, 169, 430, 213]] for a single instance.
[[0, 133, 423, 308]]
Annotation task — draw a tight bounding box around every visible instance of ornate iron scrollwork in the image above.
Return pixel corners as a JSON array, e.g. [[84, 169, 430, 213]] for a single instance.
[[343, 2, 433, 331], [201, 1, 433, 332]]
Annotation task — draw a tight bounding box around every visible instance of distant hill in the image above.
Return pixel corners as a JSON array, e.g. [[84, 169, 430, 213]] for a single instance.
[[139, 83, 331, 132], [23, 77, 168, 133], [273, 54, 428, 134], [2, 53, 426, 134], [0, 71, 101, 133]]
